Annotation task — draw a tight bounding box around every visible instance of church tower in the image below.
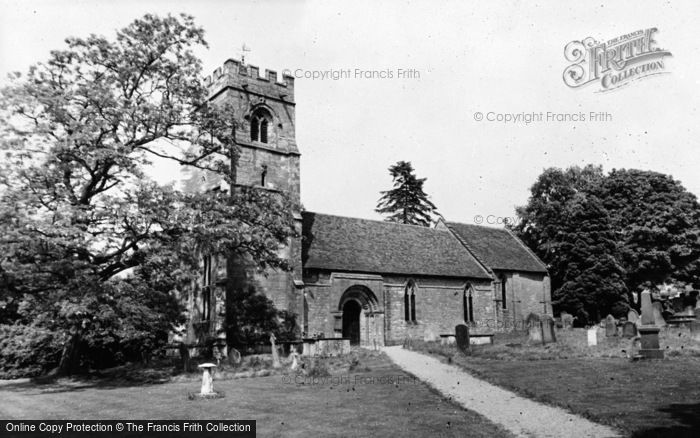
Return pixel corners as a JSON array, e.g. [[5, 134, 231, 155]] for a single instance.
[[204, 59, 300, 202], [204, 59, 302, 347]]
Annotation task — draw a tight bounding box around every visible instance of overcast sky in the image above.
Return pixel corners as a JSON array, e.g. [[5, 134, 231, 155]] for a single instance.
[[1, 0, 698, 226]]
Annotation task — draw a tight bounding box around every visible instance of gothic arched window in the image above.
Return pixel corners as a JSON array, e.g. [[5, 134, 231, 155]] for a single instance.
[[404, 280, 417, 323], [500, 274, 507, 309], [250, 109, 271, 144], [463, 284, 474, 323]]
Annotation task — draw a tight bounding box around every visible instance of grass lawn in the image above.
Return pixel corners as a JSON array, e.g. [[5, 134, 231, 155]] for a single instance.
[[410, 327, 700, 438], [0, 351, 512, 438]]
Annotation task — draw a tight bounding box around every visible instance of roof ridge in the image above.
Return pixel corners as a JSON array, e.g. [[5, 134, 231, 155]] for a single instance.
[[302, 212, 493, 279], [303, 211, 450, 231], [446, 220, 509, 232]]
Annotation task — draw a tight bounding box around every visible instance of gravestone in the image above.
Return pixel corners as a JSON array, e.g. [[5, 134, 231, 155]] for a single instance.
[[560, 312, 575, 330], [627, 309, 639, 324], [639, 291, 664, 359], [622, 321, 638, 338], [289, 350, 300, 371], [652, 302, 666, 327], [179, 343, 191, 372], [541, 315, 557, 343], [694, 307, 700, 321], [213, 347, 223, 367], [526, 313, 543, 344], [641, 292, 654, 325], [423, 328, 438, 342], [587, 327, 597, 346], [605, 315, 617, 337], [228, 348, 242, 366], [270, 334, 281, 369], [455, 324, 470, 353]]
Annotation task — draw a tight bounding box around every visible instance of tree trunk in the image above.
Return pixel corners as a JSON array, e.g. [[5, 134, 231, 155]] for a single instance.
[[57, 330, 82, 376]]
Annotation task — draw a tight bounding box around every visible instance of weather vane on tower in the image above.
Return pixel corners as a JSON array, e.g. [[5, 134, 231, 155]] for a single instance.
[[240, 43, 251, 65]]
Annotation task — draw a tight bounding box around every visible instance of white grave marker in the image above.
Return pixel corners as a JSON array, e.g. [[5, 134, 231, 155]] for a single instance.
[[587, 327, 597, 346]]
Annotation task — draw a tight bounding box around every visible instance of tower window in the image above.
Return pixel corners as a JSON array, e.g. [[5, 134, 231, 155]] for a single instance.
[[250, 108, 271, 144], [260, 119, 268, 143], [261, 164, 268, 186]]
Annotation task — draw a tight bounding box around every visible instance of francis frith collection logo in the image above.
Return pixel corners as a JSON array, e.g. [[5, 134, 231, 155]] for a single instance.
[[563, 28, 672, 92]]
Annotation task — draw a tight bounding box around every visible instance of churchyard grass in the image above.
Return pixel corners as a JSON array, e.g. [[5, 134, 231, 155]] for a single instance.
[[0, 350, 512, 438], [410, 327, 700, 437]]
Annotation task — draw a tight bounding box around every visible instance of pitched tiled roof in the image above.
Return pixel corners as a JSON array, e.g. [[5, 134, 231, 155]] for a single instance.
[[446, 222, 548, 273], [302, 212, 491, 279]]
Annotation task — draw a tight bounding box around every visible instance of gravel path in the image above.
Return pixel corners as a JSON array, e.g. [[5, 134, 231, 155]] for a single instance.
[[384, 346, 620, 438]]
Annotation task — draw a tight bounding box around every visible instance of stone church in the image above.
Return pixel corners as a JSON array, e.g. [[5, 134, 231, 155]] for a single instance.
[[183, 58, 552, 350]]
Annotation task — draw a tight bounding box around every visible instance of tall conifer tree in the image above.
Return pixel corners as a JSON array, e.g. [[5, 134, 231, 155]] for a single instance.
[[376, 161, 438, 227]]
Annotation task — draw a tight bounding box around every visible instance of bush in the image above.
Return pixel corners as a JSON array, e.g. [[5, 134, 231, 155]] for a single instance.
[[225, 286, 300, 349], [306, 360, 330, 378], [0, 324, 62, 378]]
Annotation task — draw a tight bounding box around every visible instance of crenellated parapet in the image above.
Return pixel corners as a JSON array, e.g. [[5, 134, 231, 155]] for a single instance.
[[203, 58, 294, 102]]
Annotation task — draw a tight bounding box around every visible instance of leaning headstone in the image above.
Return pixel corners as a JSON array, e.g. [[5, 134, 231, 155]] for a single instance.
[[622, 321, 638, 338], [605, 315, 617, 337], [627, 309, 639, 324], [639, 291, 664, 359], [270, 334, 281, 369], [541, 315, 557, 343], [560, 312, 574, 330], [652, 302, 666, 327], [455, 324, 470, 353], [587, 327, 597, 346], [526, 313, 543, 344]]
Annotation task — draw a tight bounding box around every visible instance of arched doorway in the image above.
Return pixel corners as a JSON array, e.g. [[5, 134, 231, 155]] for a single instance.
[[342, 300, 362, 345], [338, 285, 381, 347]]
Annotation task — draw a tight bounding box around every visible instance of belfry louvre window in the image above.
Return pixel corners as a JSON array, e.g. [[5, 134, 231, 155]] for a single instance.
[[250, 109, 271, 143]]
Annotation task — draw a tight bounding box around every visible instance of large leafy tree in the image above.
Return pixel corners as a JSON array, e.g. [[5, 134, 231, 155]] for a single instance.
[[375, 161, 438, 226], [549, 194, 628, 324], [513, 166, 626, 322], [594, 169, 700, 296], [515, 165, 700, 320], [514, 166, 604, 290], [0, 14, 296, 374]]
